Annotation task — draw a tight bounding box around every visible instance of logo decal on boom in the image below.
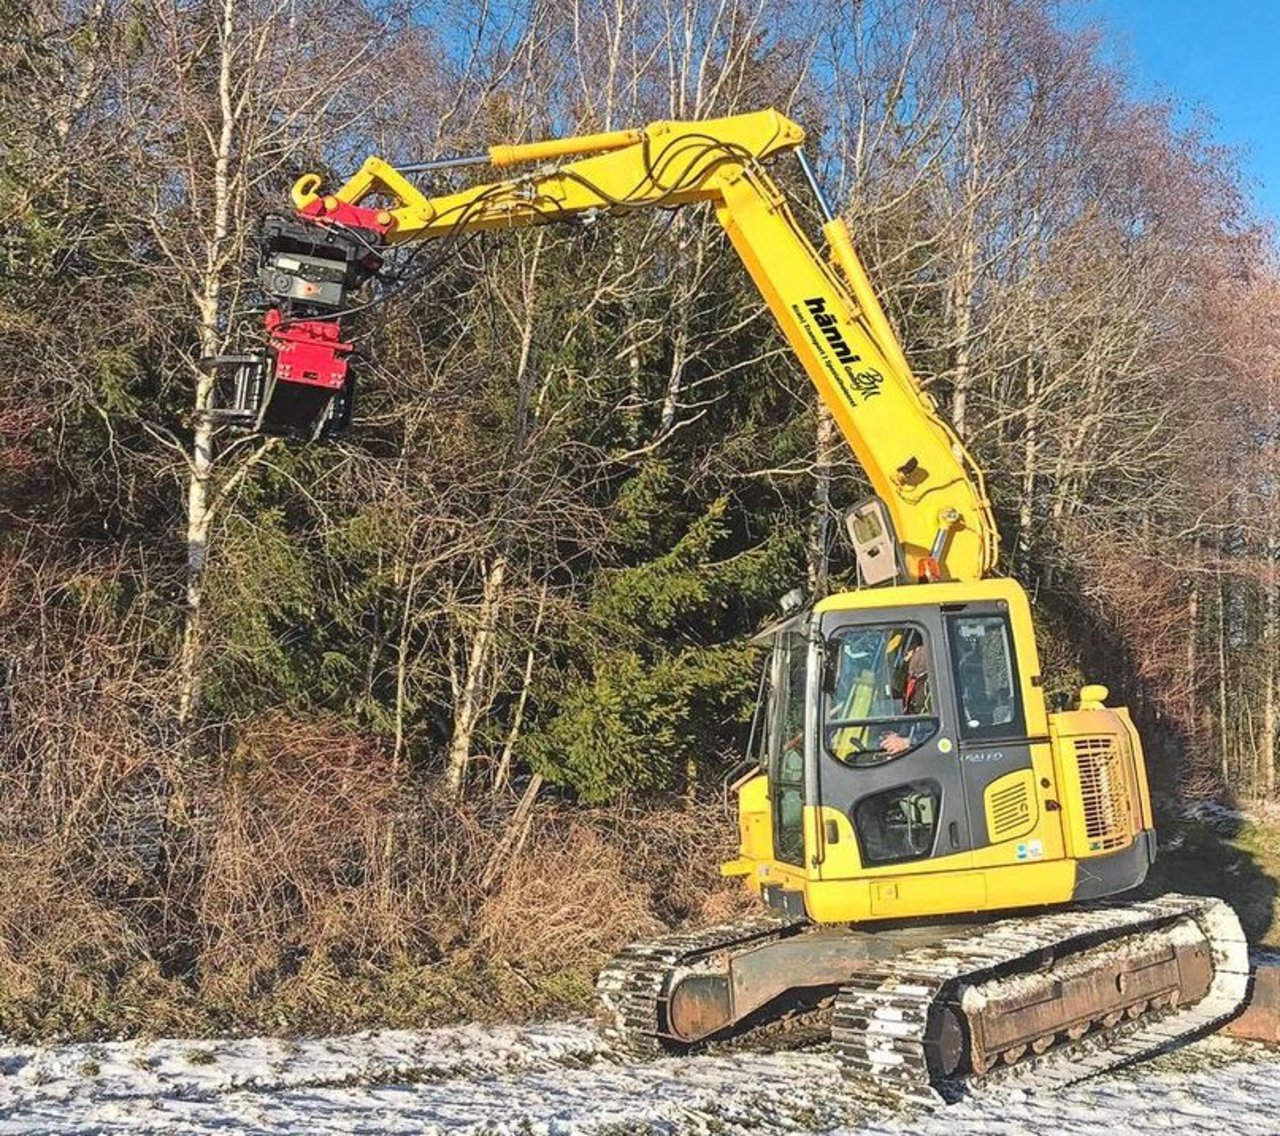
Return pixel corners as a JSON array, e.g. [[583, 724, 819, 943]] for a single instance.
[[793, 296, 885, 407], [803, 297, 861, 365]]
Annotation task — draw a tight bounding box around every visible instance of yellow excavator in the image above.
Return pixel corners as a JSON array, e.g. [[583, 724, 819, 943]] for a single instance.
[[209, 109, 1249, 1103]]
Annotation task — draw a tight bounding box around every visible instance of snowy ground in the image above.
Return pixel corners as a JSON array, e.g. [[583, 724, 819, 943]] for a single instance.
[[0, 1020, 1277, 1135]]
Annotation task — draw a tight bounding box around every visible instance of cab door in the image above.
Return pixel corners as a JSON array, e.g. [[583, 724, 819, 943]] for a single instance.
[[815, 606, 973, 876], [942, 603, 1039, 853]]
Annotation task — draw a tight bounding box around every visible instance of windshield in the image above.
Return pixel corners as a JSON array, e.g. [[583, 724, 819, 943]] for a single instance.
[[824, 625, 938, 765]]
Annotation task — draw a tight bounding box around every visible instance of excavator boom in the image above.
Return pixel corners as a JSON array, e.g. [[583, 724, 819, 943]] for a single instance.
[[217, 110, 995, 582]]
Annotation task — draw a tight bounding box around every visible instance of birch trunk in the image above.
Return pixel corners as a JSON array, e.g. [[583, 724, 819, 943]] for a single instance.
[[1217, 569, 1230, 787], [948, 229, 977, 437], [392, 559, 423, 772], [808, 406, 838, 595], [445, 556, 508, 797], [1267, 363, 1280, 797], [177, 0, 237, 726], [1186, 540, 1199, 738], [1263, 534, 1277, 797], [1016, 362, 1038, 577], [445, 232, 543, 795], [658, 214, 701, 434], [493, 582, 548, 795]]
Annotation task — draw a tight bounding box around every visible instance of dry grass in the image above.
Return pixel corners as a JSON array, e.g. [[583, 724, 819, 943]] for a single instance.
[[0, 676, 754, 1039], [475, 823, 663, 976], [0, 556, 756, 1039], [469, 797, 750, 1014]]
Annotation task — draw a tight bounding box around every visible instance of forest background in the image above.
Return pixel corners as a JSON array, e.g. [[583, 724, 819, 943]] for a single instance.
[[2, 0, 1278, 1039]]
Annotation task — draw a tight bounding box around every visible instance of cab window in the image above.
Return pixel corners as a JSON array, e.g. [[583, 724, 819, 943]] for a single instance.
[[946, 615, 1026, 741], [771, 631, 808, 866], [822, 625, 938, 766], [854, 781, 941, 864]]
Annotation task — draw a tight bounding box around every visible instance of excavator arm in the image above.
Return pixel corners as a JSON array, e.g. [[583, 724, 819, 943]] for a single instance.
[[221, 109, 996, 582]]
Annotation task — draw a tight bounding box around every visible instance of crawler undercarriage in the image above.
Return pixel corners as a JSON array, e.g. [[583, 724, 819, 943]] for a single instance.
[[596, 894, 1249, 1106]]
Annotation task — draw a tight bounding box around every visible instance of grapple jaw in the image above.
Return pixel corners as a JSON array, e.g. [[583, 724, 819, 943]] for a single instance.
[[204, 213, 383, 440]]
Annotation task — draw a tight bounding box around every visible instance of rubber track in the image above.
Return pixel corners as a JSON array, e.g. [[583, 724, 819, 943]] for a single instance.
[[830, 893, 1249, 1108], [594, 913, 804, 1054]]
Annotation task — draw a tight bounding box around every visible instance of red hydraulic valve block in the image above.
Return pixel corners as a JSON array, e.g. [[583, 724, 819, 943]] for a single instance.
[[265, 309, 352, 390], [252, 212, 384, 438]]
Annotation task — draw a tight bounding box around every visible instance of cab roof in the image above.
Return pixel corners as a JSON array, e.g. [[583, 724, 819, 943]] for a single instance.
[[814, 576, 1028, 613]]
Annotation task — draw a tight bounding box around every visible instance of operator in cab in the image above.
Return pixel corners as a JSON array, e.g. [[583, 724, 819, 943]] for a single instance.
[[824, 627, 938, 765], [880, 637, 930, 754]]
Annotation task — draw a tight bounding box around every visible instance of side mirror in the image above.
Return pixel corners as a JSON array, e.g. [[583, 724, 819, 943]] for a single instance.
[[820, 646, 840, 695]]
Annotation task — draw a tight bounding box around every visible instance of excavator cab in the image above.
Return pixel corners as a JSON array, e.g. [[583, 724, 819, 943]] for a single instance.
[[725, 575, 1159, 924]]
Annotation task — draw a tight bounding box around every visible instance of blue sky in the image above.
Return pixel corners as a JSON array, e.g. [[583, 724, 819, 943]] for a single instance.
[[1079, 0, 1280, 223]]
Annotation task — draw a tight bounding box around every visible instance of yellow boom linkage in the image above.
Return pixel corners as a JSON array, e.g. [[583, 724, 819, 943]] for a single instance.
[[282, 110, 996, 583]]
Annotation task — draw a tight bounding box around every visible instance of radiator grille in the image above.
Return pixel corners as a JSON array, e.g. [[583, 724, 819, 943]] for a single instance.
[[1074, 736, 1131, 851], [988, 778, 1032, 841]]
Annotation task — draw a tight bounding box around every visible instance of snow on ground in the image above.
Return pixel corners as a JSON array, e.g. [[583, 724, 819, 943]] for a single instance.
[[0, 1021, 1276, 1135], [1180, 797, 1280, 831], [1180, 801, 1252, 830]]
